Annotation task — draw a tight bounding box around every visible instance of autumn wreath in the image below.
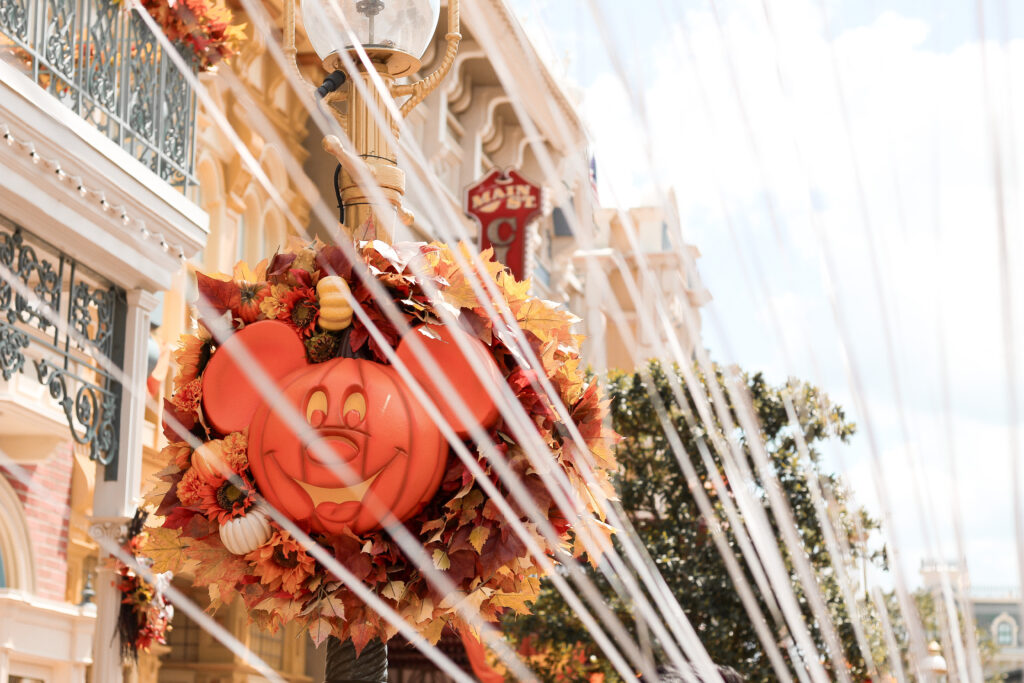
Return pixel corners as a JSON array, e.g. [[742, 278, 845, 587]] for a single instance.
[[142, 239, 617, 652]]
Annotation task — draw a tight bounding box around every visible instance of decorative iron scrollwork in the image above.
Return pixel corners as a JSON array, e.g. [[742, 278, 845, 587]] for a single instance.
[[0, 325, 29, 380], [36, 358, 119, 465], [0, 217, 125, 466]]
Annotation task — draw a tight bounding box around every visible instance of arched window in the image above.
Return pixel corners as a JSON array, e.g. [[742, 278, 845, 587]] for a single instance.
[[998, 621, 1014, 646], [0, 475, 35, 593]]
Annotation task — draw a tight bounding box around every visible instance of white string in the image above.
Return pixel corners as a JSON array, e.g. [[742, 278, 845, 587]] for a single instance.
[[571, 3, 867, 678], [221, 0, 729, 675], [652, 1, 953, 675], [123, 6, 675, 679]]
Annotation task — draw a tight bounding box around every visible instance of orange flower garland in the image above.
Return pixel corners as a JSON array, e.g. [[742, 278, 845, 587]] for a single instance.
[[142, 240, 617, 651]]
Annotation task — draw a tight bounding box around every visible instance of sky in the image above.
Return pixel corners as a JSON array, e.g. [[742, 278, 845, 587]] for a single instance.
[[506, 0, 1024, 591]]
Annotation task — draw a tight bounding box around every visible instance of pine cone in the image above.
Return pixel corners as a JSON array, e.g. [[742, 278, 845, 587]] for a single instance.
[[305, 330, 341, 363]]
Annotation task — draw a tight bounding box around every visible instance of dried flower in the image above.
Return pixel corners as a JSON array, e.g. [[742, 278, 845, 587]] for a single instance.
[[200, 479, 254, 524], [278, 286, 319, 338], [247, 531, 316, 595]]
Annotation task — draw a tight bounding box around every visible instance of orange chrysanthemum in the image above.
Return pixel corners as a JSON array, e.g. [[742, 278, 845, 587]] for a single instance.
[[247, 531, 316, 596], [259, 283, 290, 320], [176, 467, 206, 507], [172, 377, 203, 417], [221, 431, 249, 472]]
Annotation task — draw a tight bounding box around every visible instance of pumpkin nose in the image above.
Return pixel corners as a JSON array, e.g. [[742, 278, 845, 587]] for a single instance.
[[308, 434, 360, 467]]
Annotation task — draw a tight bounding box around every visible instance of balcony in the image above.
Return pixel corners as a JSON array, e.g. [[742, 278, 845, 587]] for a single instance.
[[0, 0, 198, 192]]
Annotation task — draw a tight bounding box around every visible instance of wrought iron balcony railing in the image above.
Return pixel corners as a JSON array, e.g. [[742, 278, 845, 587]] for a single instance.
[[0, 0, 198, 192], [0, 214, 125, 466]]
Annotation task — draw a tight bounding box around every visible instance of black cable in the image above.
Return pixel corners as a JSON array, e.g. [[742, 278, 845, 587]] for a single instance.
[[333, 163, 344, 224], [317, 70, 348, 98]]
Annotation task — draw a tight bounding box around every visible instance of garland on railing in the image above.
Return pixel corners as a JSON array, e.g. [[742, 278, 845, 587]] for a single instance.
[[141, 238, 617, 652], [120, 0, 246, 71], [116, 510, 174, 661]]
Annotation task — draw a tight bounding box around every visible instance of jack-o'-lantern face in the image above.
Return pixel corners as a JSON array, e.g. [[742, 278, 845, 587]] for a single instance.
[[247, 358, 446, 534], [201, 320, 502, 536]]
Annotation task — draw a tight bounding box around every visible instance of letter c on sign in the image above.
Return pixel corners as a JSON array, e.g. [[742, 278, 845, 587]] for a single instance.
[[486, 218, 517, 264]]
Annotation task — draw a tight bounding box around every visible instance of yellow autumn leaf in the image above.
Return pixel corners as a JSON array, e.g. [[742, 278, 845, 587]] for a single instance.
[[417, 597, 434, 623], [422, 617, 446, 645], [382, 581, 407, 601], [489, 592, 534, 615], [141, 527, 187, 574], [496, 271, 531, 302], [432, 549, 451, 570], [469, 526, 490, 554]]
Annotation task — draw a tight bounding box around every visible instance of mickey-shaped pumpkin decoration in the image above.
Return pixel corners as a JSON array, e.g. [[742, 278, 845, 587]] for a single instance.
[[201, 319, 502, 535]]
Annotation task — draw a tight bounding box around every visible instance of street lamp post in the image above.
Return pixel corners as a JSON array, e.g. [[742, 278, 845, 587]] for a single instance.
[[923, 640, 948, 682], [287, 0, 461, 242], [282, 1, 462, 679]]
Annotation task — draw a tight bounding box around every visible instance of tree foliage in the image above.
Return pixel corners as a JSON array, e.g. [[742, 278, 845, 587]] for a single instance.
[[503, 359, 882, 682]]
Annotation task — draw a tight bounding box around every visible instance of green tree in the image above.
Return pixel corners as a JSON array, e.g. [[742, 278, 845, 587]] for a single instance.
[[503, 360, 882, 682]]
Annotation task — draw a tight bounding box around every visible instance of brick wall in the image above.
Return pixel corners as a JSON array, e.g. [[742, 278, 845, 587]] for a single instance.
[[4, 442, 74, 601]]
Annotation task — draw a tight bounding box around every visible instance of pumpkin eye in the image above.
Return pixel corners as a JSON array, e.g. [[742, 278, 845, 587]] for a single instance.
[[306, 389, 328, 427], [343, 391, 366, 427]]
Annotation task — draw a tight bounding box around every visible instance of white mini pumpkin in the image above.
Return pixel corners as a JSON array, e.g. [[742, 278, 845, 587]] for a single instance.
[[220, 507, 272, 555]]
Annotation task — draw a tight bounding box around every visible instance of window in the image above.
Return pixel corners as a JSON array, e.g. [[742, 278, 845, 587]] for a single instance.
[[236, 213, 247, 265], [0, 550, 6, 588], [998, 621, 1014, 646], [249, 624, 285, 670], [165, 609, 200, 662]]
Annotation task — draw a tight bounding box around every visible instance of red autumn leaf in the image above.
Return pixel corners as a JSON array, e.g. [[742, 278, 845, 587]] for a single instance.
[[288, 268, 313, 288], [162, 506, 197, 530], [350, 619, 376, 656], [446, 549, 478, 585], [195, 271, 240, 315], [315, 245, 354, 280], [155, 471, 184, 516], [162, 397, 196, 442], [267, 252, 297, 281]]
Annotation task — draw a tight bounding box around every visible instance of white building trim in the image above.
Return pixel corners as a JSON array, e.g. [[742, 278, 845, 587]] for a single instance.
[[0, 589, 95, 683]]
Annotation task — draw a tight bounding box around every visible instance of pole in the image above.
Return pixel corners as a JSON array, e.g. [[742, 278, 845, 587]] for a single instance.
[[324, 637, 388, 683]]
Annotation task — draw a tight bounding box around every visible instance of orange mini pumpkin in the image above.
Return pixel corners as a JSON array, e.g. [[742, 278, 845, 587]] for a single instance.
[[201, 320, 502, 535]]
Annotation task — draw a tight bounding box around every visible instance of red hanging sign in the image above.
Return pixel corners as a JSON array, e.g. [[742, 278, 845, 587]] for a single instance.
[[465, 169, 542, 280]]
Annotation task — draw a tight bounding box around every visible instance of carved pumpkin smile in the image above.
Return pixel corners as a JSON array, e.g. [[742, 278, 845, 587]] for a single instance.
[[202, 320, 503, 535], [295, 468, 383, 506]]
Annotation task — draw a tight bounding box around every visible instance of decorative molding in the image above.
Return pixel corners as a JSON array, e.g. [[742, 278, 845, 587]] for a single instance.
[[1, 125, 189, 262], [992, 611, 1019, 647]]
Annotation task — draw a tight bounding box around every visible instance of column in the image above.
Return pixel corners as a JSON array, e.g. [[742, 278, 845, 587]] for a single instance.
[[90, 288, 160, 683]]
